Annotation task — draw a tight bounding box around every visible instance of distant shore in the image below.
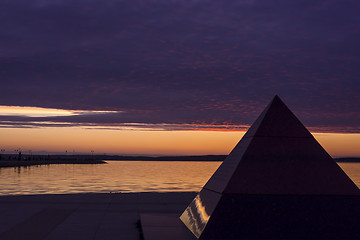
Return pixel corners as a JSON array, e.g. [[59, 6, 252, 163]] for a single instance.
[[335, 157, 360, 163], [101, 155, 360, 163], [102, 154, 227, 161], [0, 155, 358, 168]]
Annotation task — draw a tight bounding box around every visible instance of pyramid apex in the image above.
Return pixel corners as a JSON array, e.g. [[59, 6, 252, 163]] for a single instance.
[[272, 94, 282, 103], [243, 95, 311, 138], [271, 94, 286, 105], [273, 94, 280, 99]]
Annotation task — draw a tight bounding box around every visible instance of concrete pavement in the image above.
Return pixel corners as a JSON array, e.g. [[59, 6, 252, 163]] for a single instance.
[[0, 192, 196, 240]]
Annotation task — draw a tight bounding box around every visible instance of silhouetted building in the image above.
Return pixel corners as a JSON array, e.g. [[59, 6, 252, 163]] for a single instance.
[[180, 95, 360, 239]]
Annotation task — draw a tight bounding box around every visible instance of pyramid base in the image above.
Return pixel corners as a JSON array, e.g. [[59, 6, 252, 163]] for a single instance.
[[181, 190, 360, 239]]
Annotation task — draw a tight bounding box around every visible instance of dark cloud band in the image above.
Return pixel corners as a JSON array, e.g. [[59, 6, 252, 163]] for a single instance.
[[0, 0, 359, 132]]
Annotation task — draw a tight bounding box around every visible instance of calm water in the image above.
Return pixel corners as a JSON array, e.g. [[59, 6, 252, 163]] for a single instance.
[[0, 161, 359, 195], [0, 161, 221, 195]]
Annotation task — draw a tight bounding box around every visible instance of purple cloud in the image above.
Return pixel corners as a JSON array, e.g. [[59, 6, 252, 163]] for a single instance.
[[0, 0, 359, 132]]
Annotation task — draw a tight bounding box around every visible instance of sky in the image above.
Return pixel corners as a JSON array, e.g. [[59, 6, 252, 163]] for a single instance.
[[0, 0, 359, 157]]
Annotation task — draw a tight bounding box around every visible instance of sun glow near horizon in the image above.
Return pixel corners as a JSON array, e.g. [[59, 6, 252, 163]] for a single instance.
[[0, 105, 359, 157], [0, 127, 242, 156], [0, 125, 359, 158]]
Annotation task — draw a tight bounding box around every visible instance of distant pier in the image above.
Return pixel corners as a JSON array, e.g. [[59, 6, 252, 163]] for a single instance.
[[0, 159, 106, 168]]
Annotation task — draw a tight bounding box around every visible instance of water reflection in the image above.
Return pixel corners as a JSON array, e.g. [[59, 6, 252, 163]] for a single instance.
[[0, 161, 358, 195], [180, 189, 222, 238], [181, 194, 210, 238], [0, 161, 221, 195]]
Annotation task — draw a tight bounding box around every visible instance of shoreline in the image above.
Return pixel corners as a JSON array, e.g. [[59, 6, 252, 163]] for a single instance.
[[0, 156, 358, 168]]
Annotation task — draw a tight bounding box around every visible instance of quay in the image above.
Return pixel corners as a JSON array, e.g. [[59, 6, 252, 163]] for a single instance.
[[0, 192, 196, 240]]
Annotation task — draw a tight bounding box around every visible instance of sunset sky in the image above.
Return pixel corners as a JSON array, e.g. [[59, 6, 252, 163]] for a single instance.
[[0, 0, 359, 157]]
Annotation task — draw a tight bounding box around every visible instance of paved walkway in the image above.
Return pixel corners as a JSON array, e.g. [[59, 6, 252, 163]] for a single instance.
[[0, 192, 196, 240]]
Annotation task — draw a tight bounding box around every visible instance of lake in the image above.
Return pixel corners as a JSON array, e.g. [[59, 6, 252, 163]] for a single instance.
[[0, 161, 359, 195]]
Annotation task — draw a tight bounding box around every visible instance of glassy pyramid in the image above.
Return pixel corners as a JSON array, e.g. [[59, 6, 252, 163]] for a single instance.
[[180, 95, 360, 239]]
